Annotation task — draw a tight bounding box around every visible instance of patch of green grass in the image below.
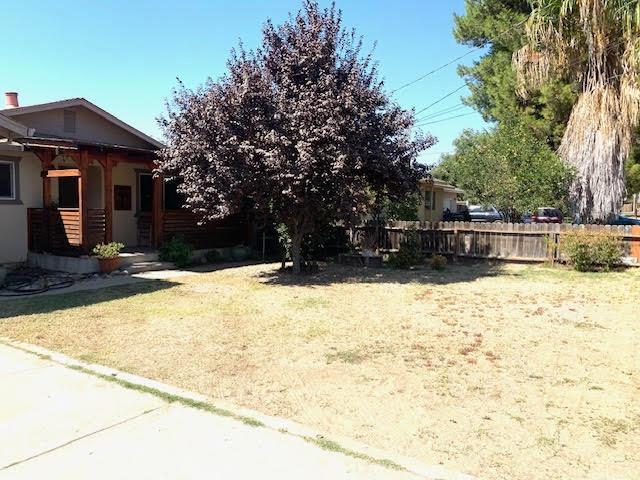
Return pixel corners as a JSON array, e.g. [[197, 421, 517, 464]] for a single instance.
[[289, 296, 330, 309], [592, 416, 637, 447], [325, 349, 366, 365], [536, 435, 556, 448], [303, 325, 329, 340], [304, 436, 404, 471], [67, 364, 264, 427]]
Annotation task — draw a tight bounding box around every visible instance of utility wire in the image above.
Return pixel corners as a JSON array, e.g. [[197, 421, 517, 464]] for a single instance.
[[391, 17, 528, 94], [417, 103, 469, 121], [414, 85, 468, 116], [413, 38, 629, 121], [416, 111, 477, 127]]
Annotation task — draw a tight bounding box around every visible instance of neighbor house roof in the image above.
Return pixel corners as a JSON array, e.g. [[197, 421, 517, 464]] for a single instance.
[[0, 112, 32, 138], [420, 177, 465, 195], [1, 98, 164, 149]]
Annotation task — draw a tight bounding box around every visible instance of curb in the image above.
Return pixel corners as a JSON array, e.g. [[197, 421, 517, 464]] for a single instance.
[[2, 338, 477, 480]]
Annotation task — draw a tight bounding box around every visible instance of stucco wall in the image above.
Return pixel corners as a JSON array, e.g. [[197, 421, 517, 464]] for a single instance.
[[417, 185, 458, 223], [0, 152, 42, 264], [112, 162, 140, 247]]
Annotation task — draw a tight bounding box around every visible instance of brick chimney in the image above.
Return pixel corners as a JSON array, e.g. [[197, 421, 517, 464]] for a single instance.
[[5, 92, 19, 108]]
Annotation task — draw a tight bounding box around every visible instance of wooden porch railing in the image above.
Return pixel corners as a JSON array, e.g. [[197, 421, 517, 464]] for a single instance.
[[28, 208, 106, 255], [162, 210, 246, 249]]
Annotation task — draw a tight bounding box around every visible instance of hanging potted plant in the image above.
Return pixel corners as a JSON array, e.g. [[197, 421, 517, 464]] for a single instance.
[[92, 242, 125, 273]]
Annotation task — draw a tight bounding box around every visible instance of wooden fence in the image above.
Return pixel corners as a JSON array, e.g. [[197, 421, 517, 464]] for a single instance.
[[351, 221, 640, 264]]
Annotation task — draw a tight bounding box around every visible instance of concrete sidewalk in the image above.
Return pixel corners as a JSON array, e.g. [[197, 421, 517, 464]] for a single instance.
[[0, 343, 424, 480]]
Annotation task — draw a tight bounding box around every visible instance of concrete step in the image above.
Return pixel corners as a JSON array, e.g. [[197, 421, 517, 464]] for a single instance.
[[119, 252, 160, 268], [122, 261, 175, 274]]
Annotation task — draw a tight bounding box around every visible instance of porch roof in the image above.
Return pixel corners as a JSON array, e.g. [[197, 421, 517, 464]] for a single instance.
[[0, 112, 32, 138], [13, 135, 159, 154]]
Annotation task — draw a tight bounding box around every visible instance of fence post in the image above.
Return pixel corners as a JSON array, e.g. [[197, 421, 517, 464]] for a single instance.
[[453, 223, 460, 260]]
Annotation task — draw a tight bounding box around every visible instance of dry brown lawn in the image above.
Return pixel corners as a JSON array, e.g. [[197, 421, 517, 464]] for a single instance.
[[1, 262, 638, 479]]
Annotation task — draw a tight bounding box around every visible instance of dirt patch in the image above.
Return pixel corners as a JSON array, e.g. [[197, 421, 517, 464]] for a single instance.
[[1, 262, 638, 479]]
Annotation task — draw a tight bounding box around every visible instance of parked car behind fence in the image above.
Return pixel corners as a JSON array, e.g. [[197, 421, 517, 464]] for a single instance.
[[468, 205, 503, 223], [532, 207, 564, 224]]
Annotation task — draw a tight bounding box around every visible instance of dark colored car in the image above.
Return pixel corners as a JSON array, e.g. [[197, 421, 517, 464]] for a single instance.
[[610, 215, 640, 226], [443, 205, 471, 222], [468, 205, 503, 223], [532, 207, 563, 224]]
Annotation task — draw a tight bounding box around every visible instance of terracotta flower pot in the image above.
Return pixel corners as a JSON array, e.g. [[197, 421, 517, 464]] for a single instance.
[[97, 256, 122, 274]]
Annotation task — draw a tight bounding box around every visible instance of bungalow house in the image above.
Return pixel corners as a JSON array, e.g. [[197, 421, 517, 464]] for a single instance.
[[0, 92, 246, 266], [417, 177, 464, 223]]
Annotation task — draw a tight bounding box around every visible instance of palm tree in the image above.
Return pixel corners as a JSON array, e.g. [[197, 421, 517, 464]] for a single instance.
[[514, 0, 640, 221]]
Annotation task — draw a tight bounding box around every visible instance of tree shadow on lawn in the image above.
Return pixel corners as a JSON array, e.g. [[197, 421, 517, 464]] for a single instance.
[[257, 258, 507, 287], [0, 280, 178, 320]]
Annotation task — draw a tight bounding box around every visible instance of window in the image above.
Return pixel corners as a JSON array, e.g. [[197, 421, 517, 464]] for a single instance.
[[63, 109, 76, 133], [0, 162, 14, 199], [425, 190, 436, 210], [114, 185, 132, 211], [0, 157, 20, 204]]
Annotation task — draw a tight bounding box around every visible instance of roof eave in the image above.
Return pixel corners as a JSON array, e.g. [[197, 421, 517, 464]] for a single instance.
[[0, 113, 32, 138]]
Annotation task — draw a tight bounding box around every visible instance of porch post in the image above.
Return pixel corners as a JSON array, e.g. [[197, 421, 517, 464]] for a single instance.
[[41, 149, 53, 252], [104, 153, 114, 243], [78, 150, 90, 252], [152, 171, 164, 248]]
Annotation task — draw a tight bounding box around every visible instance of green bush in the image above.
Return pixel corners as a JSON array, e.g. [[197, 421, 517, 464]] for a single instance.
[[92, 242, 124, 259], [159, 236, 193, 268], [560, 230, 622, 272], [387, 232, 423, 269], [430, 254, 447, 271], [205, 249, 222, 263]]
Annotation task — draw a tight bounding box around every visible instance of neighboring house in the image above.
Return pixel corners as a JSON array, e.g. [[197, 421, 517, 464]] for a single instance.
[[417, 177, 464, 223], [0, 92, 246, 265]]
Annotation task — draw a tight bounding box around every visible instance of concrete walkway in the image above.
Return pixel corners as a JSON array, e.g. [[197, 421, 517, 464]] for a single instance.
[[0, 343, 423, 480]]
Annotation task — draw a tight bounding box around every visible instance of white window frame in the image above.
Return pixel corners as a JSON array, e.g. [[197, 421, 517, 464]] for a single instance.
[[425, 190, 435, 210], [0, 158, 18, 202]]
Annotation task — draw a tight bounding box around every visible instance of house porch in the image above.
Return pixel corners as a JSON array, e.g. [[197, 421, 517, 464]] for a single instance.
[[24, 143, 248, 258]]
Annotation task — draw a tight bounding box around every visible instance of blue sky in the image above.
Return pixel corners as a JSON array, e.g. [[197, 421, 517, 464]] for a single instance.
[[4, 0, 488, 164]]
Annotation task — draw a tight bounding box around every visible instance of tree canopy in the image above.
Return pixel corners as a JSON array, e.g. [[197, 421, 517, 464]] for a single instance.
[[454, 0, 576, 149], [157, 1, 433, 272], [434, 120, 574, 221], [513, 0, 640, 221]]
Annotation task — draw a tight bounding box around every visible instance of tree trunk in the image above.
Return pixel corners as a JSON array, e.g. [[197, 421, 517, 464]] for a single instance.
[[559, 87, 634, 222], [291, 233, 303, 274]]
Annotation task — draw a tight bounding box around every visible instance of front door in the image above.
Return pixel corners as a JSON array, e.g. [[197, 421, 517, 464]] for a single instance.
[[137, 172, 153, 246]]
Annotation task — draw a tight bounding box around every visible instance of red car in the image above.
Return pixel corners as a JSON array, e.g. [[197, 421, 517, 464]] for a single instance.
[[532, 207, 564, 223]]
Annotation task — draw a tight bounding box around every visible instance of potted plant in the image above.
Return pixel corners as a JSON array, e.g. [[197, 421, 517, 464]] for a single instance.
[[92, 242, 125, 273]]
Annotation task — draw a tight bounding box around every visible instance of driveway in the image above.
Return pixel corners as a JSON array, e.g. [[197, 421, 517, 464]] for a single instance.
[[0, 343, 423, 480]]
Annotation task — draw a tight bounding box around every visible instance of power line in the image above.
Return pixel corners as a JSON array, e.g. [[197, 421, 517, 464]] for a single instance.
[[416, 111, 477, 127], [413, 35, 631, 119], [414, 84, 467, 116], [391, 17, 528, 94], [417, 103, 468, 121]]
